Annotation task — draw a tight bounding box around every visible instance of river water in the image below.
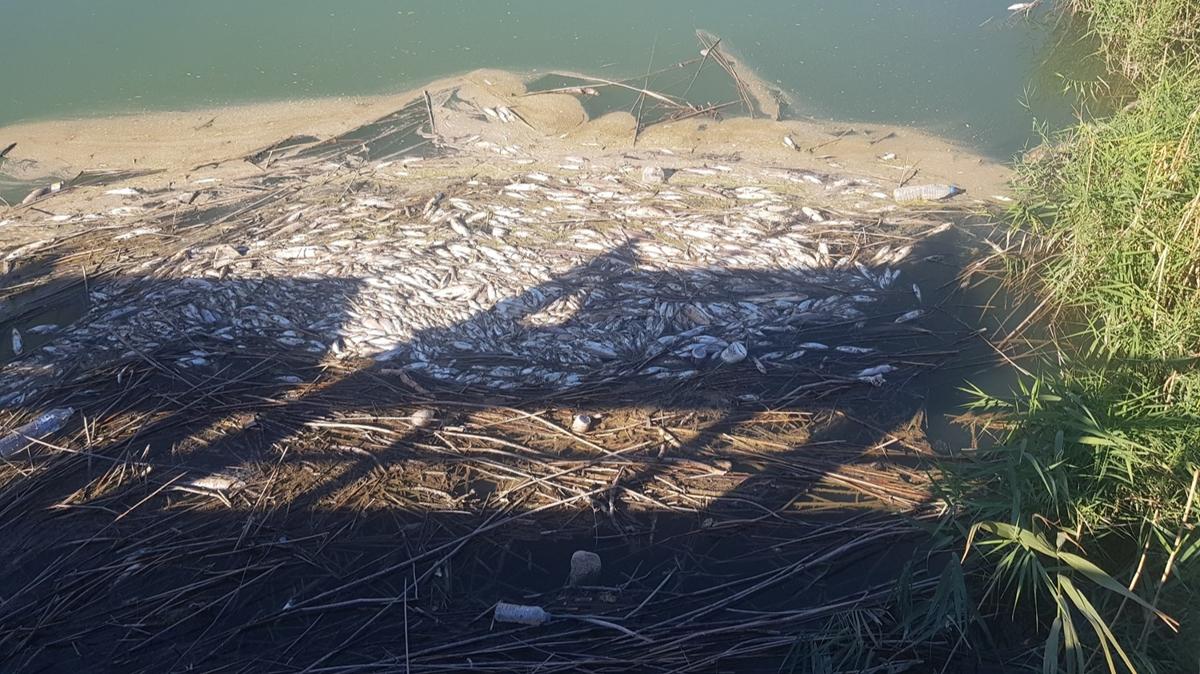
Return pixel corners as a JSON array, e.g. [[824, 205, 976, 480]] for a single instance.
[[1, 0, 1089, 160]]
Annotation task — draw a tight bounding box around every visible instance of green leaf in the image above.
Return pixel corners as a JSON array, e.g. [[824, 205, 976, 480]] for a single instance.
[[1044, 613, 1063, 674], [1057, 550, 1172, 624], [1059, 576, 1137, 674]]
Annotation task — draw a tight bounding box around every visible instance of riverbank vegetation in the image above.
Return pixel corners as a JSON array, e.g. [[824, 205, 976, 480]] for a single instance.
[[955, 1, 1200, 672]]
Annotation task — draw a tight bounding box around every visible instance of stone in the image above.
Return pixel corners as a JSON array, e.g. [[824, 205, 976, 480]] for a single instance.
[[568, 550, 602, 587]]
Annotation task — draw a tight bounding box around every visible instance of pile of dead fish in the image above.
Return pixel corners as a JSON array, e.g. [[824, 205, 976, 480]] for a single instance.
[[1, 159, 933, 406]]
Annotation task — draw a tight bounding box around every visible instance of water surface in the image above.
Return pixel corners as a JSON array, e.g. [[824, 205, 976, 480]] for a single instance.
[[0, 1, 1087, 160]]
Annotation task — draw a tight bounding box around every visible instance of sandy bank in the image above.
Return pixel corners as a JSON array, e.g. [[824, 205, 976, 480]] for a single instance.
[[0, 68, 1012, 205]]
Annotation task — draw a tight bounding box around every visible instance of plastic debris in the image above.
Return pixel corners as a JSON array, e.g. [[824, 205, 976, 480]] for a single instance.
[[893, 184, 964, 202], [494, 602, 552, 626], [571, 414, 595, 434], [0, 407, 75, 459], [641, 166, 666, 185], [410, 409, 437, 428]]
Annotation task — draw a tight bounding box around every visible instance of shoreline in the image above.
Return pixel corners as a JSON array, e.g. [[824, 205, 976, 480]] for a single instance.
[[0, 64, 1013, 204]]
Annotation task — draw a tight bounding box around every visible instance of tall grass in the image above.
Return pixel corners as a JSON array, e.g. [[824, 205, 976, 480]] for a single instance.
[[1063, 0, 1199, 82], [952, 2, 1200, 672], [1014, 69, 1200, 359]]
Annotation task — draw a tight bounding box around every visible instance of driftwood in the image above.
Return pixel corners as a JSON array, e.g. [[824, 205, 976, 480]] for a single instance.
[[423, 89, 437, 135]]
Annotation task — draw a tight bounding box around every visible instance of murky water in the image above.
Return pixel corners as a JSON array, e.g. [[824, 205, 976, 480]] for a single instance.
[[1, 0, 1088, 159]]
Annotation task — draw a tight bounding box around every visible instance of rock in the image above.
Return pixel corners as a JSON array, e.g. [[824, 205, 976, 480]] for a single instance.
[[568, 550, 602, 587], [641, 165, 666, 185]]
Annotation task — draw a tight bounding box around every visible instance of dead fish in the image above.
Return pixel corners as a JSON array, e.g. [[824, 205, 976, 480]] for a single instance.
[[10, 328, 22, 355], [836, 345, 876, 355], [21, 186, 50, 205], [356, 197, 395, 209], [449, 217, 472, 238], [783, 136, 798, 151], [496, 106, 517, 123], [720, 341, 748, 364], [189, 474, 244, 491], [894, 309, 924, 324], [504, 183, 539, 193], [114, 227, 162, 241], [856, 364, 896, 379]]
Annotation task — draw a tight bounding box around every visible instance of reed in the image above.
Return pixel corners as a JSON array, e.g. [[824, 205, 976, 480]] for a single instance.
[[954, 2, 1200, 672]]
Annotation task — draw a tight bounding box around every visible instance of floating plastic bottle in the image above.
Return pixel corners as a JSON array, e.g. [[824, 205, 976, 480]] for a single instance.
[[893, 184, 964, 202], [0, 407, 75, 458]]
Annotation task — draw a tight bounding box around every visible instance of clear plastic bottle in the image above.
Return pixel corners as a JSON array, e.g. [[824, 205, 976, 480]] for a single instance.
[[893, 184, 964, 202], [494, 602, 552, 626]]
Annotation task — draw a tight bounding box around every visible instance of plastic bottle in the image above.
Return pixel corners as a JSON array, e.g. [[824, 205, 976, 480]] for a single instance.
[[494, 602, 552, 626], [893, 184, 964, 202]]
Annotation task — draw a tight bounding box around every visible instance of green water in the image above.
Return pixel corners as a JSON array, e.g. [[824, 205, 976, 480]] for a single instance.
[[1, 1, 1087, 160]]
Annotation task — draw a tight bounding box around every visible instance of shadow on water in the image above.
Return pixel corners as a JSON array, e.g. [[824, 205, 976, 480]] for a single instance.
[[0, 209, 1026, 671]]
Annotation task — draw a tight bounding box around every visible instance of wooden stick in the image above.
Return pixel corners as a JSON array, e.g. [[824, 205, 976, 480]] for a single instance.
[[546, 74, 687, 109], [682, 39, 720, 99], [423, 90, 437, 135], [696, 32, 754, 117], [632, 37, 659, 145]]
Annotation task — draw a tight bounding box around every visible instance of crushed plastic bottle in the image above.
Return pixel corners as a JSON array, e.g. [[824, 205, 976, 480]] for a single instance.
[[0, 407, 75, 458], [893, 184, 964, 202]]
